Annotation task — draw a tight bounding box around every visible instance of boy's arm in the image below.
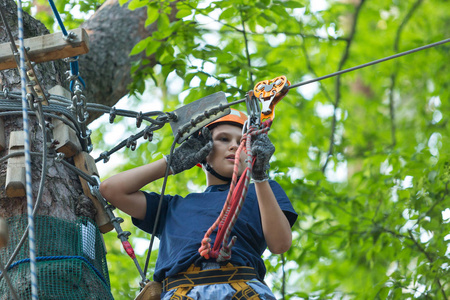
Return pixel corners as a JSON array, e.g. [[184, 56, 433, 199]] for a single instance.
[[255, 181, 292, 254], [251, 133, 292, 254], [99, 127, 213, 220], [99, 158, 169, 220]]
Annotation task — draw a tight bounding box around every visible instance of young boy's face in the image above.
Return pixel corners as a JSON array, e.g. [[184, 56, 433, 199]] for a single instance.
[[206, 124, 247, 178]]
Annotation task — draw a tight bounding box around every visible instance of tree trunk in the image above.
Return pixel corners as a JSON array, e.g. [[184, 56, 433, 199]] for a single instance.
[[0, 0, 176, 298]]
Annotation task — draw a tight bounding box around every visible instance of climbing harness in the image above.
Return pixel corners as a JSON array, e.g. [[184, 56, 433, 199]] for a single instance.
[[164, 263, 261, 300]]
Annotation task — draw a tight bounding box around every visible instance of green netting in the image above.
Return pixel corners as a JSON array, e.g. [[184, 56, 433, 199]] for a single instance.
[[0, 215, 114, 300]]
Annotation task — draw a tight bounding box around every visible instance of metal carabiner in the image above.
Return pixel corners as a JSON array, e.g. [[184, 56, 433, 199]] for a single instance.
[[244, 91, 261, 130]]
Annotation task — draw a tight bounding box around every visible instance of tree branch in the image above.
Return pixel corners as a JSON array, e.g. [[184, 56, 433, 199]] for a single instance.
[[388, 0, 423, 147], [183, 2, 244, 33], [407, 230, 447, 299], [300, 34, 333, 103], [240, 9, 254, 88], [322, 0, 366, 173]]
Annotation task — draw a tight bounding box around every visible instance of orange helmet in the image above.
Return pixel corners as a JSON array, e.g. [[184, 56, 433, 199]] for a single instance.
[[207, 108, 247, 129]]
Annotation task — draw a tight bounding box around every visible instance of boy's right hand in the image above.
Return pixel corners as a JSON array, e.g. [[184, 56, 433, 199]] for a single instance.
[[165, 127, 213, 174]]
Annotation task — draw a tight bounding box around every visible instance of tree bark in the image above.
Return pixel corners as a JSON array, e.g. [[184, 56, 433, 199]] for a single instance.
[[80, 0, 158, 123]]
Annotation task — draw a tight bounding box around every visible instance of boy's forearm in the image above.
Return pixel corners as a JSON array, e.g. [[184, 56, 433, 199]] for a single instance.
[[255, 181, 292, 254], [103, 158, 168, 193], [99, 158, 170, 219]]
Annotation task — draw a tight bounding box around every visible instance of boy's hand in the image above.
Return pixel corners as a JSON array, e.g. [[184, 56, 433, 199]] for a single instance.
[[166, 127, 213, 174], [251, 134, 275, 182]]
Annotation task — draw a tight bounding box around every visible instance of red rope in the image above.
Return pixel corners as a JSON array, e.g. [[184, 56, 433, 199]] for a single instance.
[[198, 120, 272, 261]]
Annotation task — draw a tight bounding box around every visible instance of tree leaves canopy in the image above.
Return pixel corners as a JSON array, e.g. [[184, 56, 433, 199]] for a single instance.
[[32, 0, 449, 298]]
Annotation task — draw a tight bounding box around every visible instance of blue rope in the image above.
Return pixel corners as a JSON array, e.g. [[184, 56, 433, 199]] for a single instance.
[[47, 0, 68, 36], [1, 256, 109, 287], [47, 0, 86, 91]]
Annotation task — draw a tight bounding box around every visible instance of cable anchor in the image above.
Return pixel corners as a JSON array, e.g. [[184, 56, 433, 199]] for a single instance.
[[109, 107, 117, 124], [99, 151, 110, 163], [136, 111, 143, 128], [63, 31, 78, 43], [143, 126, 154, 141], [126, 136, 137, 151]]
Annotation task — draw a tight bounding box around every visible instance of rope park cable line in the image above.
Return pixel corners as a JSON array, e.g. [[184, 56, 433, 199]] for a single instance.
[[0, 0, 449, 298]]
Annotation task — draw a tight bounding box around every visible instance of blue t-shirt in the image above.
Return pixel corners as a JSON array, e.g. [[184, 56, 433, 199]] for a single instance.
[[132, 180, 297, 282]]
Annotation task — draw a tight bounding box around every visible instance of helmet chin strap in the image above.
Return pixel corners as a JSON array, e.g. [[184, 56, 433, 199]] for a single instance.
[[204, 163, 232, 182]]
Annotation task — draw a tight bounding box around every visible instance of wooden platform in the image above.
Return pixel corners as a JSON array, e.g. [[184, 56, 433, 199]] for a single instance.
[[0, 27, 89, 71]]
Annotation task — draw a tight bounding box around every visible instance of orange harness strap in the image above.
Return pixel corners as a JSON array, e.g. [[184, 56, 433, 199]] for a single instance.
[[167, 264, 261, 300]]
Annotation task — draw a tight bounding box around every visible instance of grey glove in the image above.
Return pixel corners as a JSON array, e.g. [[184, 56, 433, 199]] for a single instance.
[[165, 127, 213, 174], [251, 133, 275, 182]]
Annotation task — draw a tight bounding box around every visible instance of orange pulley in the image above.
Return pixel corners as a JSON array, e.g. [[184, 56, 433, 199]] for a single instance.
[[253, 75, 290, 121]]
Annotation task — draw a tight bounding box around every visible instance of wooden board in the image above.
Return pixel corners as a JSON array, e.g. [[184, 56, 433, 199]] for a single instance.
[[52, 117, 82, 158], [0, 27, 89, 71], [5, 131, 26, 197], [49, 86, 81, 157], [0, 218, 8, 249], [73, 152, 113, 233]]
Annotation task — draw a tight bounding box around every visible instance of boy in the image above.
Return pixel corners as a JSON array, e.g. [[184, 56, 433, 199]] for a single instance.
[[100, 109, 297, 299]]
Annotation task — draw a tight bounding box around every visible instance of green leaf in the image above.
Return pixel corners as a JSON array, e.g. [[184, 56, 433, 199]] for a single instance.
[[176, 9, 192, 19], [127, 0, 147, 10], [129, 37, 150, 56], [146, 40, 161, 56], [145, 5, 159, 27], [219, 7, 237, 20]]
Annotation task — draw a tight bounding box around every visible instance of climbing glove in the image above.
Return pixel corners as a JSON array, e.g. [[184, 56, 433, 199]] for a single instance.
[[251, 133, 275, 182], [165, 127, 213, 175]]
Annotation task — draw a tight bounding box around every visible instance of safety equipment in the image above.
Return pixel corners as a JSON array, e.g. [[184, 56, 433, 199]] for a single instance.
[[164, 264, 262, 300], [250, 133, 275, 182], [166, 127, 213, 174], [253, 75, 290, 122], [206, 108, 247, 129]]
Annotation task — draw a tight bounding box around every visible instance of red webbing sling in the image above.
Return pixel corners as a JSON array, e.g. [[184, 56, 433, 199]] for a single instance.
[[198, 120, 272, 262]]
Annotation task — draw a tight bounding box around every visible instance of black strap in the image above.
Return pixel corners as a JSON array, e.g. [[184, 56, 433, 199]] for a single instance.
[[163, 266, 257, 292], [204, 163, 232, 182]]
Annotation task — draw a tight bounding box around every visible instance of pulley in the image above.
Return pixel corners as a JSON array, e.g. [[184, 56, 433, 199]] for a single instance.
[[253, 75, 290, 122]]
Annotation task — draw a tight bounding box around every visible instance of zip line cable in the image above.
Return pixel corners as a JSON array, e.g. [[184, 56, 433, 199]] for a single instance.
[[224, 38, 450, 106], [287, 38, 450, 90]]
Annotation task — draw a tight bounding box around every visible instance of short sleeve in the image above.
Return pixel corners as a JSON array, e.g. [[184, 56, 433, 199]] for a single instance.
[[132, 191, 171, 236], [268, 180, 298, 227]]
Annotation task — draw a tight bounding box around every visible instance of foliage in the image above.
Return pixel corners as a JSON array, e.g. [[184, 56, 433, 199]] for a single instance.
[[35, 0, 450, 299]]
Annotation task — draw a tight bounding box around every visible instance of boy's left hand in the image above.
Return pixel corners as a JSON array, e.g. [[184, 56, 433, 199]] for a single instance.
[[251, 133, 275, 182], [166, 127, 213, 174]]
